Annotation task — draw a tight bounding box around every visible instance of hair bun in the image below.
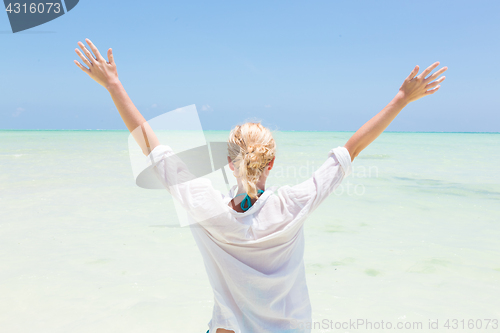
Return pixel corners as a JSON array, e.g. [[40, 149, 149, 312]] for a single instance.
[[246, 144, 266, 155]]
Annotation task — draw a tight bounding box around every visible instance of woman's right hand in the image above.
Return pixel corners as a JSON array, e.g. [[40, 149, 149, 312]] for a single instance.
[[397, 61, 447, 104], [74, 38, 119, 90]]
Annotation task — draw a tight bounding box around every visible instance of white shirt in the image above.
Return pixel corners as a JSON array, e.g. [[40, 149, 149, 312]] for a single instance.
[[146, 144, 353, 333]]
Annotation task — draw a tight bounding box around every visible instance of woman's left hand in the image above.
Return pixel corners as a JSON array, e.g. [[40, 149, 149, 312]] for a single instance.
[[74, 38, 118, 90], [397, 61, 447, 104]]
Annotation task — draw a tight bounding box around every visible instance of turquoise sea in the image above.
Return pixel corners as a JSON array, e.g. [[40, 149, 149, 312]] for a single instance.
[[1, 130, 499, 332]]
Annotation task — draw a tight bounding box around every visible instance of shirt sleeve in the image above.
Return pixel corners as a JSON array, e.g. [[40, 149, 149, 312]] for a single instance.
[[275, 146, 353, 220], [145, 145, 229, 225]]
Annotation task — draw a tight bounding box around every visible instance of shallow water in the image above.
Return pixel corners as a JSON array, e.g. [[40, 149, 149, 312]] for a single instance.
[[1, 130, 499, 332]]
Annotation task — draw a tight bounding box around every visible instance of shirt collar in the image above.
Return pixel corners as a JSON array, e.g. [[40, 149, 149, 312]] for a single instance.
[[226, 185, 276, 216]]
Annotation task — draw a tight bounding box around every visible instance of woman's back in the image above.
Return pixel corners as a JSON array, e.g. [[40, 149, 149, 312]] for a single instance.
[[147, 142, 352, 332]]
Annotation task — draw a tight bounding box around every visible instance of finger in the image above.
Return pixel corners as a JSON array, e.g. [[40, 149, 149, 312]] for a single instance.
[[74, 60, 90, 73], [75, 48, 92, 67], [417, 61, 440, 80], [78, 41, 96, 62], [85, 38, 104, 61], [406, 65, 419, 81], [107, 48, 115, 65], [425, 66, 448, 82], [425, 85, 441, 95], [426, 76, 446, 89]]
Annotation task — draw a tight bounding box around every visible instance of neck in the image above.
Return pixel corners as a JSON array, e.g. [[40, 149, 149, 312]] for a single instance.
[[235, 177, 267, 195]]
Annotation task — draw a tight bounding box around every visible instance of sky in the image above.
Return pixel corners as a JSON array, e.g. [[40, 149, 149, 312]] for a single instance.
[[1, 0, 499, 132]]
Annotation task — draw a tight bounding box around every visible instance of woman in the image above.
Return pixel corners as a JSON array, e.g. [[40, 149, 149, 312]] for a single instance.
[[74, 39, 447, 333]]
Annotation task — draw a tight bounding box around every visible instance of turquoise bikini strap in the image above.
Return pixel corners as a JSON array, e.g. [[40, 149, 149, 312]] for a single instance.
[[235, 189, 264, 211]]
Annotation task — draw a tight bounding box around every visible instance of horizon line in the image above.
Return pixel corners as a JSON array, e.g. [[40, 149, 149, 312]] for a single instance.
[[0, 129, 498, 134]]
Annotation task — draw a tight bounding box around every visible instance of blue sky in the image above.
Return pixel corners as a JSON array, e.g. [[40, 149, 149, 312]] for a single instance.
[[1, 0, 499, 132]]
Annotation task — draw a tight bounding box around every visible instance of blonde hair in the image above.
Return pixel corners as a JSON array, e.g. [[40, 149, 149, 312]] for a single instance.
[[227, 122, 276, 199]]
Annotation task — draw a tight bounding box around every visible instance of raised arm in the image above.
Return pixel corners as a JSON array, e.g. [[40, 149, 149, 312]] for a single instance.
[[73, 38, 159, 155], [344, 61, 447, 162]]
